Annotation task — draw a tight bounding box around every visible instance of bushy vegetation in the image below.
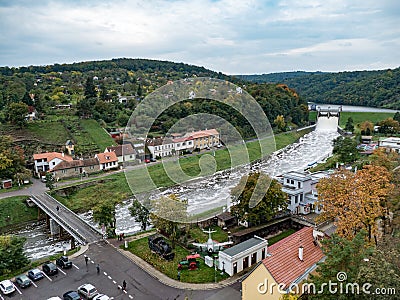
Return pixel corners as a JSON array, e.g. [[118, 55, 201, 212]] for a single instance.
[[239, 68, 400, 109]]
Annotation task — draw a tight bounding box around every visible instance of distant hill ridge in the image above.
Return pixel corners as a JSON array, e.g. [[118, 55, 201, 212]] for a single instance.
[[236, 68, 400, 110]]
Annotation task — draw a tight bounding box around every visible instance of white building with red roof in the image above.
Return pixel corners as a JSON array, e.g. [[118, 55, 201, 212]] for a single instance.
[[241, 226, 325, 300], [33, 152, 73, 177], [95, 152, 119, 171]]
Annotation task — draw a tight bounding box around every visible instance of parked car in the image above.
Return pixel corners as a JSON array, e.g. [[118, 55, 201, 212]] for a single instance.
[[63, 290, 82, 300], [47, 297, 62, 300], [150, 158, 156, 162], [42, 262, 58, 276], [0, 279, 15, 295], [93, 294, 110, 300], [144, 158, 150, 163], [56, 255, 72, 269], [27, 268, 44, 281], [15, 274, 32, 288], [77, 284, 98, 299]]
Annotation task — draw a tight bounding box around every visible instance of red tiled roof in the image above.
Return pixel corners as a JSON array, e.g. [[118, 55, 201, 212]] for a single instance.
[[96, 152, 118, 164], [33, 152, 73, 162], [186, 129, 219, 139], [172, 136, 193, 143], [262, 227, 324, 289], [106, 144, 136, 156]]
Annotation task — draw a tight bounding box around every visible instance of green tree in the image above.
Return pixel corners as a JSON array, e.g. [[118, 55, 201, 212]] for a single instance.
[[129, 199, 151, 230], [0, 235, 29, 276], [6, 102, 29, 128], [308, 231, 374, 300], [394, 112, 400, 123], [150, 194, 187, 248], [274, 115, 286, 131], [344, 117, 354, 132], [84, 76, 97, 98], [230, 172, 287, 227], [93, 200, 116, 236], [45, 172, 55, 190], [332, 136, 359, 163], [0, 136, 27, 180]]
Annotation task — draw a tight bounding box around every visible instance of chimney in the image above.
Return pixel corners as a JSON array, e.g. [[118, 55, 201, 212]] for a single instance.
[[298, 246, 304, 261]]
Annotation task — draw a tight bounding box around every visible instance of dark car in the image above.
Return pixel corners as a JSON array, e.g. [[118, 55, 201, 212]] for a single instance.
[[27, 268, 44, 281], [56, 256, 72, 269], [15, 274, 32, 288], [63, 291, 82, 300], [42, 262, 58, 276]]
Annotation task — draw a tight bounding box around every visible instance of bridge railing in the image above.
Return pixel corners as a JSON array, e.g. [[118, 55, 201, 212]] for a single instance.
[[30, 194, 87, 245], [44, 192, 104, 237]]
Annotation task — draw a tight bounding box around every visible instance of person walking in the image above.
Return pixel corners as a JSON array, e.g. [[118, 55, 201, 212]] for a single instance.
[[177, 271, 181, 281], [56, 205, 60, 213], [85, 255, 89, 265], [96, 264, 100, 274], [122, 280, 127, 291]]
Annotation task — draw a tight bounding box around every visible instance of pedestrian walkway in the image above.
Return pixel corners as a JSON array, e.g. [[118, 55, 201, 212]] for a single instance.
[[107, 232, 240, 290]]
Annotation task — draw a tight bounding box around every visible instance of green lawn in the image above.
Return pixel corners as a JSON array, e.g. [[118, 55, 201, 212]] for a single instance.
[[124, 236, 229, 283], [0, 196, 38, 229], [339, 112, 395, 128], [79, 119, 115, 151], [27, 121, 70, 145], [188, 225, 229, 243]]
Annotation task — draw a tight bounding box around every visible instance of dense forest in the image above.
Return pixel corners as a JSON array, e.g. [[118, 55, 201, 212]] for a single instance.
[[0, 58, 308, 139], [237, 67, 400, 110]]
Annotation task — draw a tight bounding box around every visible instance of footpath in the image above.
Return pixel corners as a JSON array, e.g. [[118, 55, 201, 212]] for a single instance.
[[106, 232, 241, 291]]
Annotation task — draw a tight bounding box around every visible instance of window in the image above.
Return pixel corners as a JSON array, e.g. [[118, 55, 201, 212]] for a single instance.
[[298, 182, 301, 188], [291, 179, 294, 184], [261, 248, 266, 259], [286, 179, 290, 183], [62, 170, 66, 174], [52, 162, 56, 166], [90, 165, 94, 170]]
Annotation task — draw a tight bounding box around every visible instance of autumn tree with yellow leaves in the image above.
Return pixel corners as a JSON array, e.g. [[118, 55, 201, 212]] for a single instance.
[[316, 165, 392, 243]]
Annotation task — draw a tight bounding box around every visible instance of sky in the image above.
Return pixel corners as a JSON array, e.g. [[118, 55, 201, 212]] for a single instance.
[[0, 0, 399, 74]]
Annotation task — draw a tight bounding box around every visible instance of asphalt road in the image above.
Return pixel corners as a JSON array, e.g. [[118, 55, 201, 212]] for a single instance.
[[2, 241, 241, 300]]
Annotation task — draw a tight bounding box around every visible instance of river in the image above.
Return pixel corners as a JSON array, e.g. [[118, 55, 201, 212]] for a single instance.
[[12, 103, 398, 260]]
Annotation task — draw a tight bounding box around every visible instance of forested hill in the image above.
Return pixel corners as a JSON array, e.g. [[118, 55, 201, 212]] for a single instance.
[[0, 58, 308, 139], [236, 68, 400, 110]]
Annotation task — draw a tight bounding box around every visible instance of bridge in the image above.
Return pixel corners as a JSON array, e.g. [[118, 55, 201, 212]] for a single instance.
[[30, 193, 103, 246]]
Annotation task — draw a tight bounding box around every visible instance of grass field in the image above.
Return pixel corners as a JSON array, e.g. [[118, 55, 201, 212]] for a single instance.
[[339, 112, 395, 128], [268, 228, 297, 245], [125, 236, 229, 283], [79, 119, 115, 151], [0, 196, 37, 229]]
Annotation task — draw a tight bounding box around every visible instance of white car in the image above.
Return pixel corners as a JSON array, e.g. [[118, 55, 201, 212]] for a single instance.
[[93, 294, 110, 300], [0, 279, 16, 295], [47, 297, 62, 300], [77, 283, 98, 299]]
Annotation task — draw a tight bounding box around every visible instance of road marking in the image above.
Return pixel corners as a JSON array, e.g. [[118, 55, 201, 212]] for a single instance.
[[57, 267, 66, 275], [112, 280, 116, 284], [73, 263, 79, 269], [0, 293, 4, 300], [117, 285, 122, 289], [123, 290, 127, 294], [43, 273, 52, 282], [129, 295, 133, 299], [91, 260, 95, 264], [31, 281, 37, 288], [13, 283, 22, 295], [104, 272, 108, 276]]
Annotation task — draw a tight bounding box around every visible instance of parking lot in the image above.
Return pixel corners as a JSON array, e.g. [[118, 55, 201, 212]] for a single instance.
[[1, 242, 138, 300]]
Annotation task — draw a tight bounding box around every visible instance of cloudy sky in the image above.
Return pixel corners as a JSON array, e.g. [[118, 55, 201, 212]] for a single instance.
[[0, 0, 399, 74]]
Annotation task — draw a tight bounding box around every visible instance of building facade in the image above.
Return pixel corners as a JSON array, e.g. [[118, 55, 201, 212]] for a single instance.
[[379, 137, 400, 153], [33, 152, 73, 177], [218, 236, 268, 276], [52, 158, 100, 179], [95, 152, 119, 171]]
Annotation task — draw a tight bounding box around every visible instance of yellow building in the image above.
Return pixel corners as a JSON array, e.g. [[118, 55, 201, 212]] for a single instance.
[[184, 129, 220, 150], [242, 227, 325, 300]]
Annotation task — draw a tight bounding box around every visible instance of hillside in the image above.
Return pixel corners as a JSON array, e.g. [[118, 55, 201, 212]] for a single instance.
[[0, 58, 308, 156], [236, 68, 400, 110]]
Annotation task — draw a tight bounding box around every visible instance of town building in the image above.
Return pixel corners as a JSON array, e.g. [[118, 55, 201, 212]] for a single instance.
[[218, 235, 268, 276], [379, 137, 400, 153], [105, 144, 137, 165], [146, 137, 175, 158], [172, 136, 194, 154], [51, 158, 100, 179], [184, 129, 220, 150], [33, 152, 73, 177], [65, 140, 75, 156], [95, 152, 119, 171], [241, 227, 325, 300], [281, 171, 329, 215]]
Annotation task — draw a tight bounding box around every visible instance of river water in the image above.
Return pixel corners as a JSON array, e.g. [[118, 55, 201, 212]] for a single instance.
[[12, 103, 398, 260]]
